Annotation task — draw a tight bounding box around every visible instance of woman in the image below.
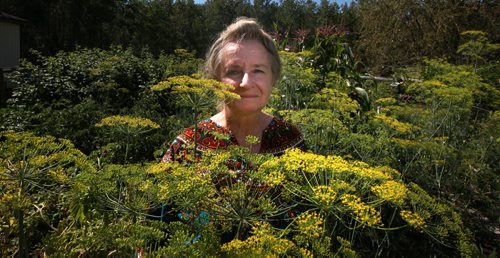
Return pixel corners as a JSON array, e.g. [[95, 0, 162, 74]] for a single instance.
[[162, 17, 304, 163]]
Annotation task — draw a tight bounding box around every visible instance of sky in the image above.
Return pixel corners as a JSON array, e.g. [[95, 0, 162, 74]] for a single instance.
[[194, 0, 354, 6]]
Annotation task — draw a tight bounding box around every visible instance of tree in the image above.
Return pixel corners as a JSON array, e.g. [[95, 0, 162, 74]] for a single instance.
[[357, 0, 462, 74]]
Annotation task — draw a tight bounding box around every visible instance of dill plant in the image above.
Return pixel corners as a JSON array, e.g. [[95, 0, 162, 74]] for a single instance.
[[0, 131, 92, 256], [152, 75, 239, 161], [95, 115, 161, 164]]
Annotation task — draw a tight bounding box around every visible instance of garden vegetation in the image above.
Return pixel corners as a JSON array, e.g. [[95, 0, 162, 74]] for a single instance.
[[0, 1, 499, 257]]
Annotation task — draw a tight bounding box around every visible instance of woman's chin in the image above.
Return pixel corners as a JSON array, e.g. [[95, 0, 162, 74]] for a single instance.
[[227, 102, 264, 114]]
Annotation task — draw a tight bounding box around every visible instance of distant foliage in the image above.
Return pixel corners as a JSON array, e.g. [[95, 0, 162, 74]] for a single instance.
[[3, 47, 203, 158]]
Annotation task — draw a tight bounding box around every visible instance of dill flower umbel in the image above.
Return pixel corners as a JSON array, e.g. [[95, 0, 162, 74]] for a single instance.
[[375, 114, 419, 134], [263, 171, 286, 187], [340, 194, 383, 227], [96, 115, 160, 129], [222, 222, 296, 256], [296, 211, 324, 238], [371, 180, 408, 205], [326, 156, 393, 180], [146, 163, 171, 174], [282, 148, 328, 174], [313, 185, 337, 206], [400, 210, 426, 231]]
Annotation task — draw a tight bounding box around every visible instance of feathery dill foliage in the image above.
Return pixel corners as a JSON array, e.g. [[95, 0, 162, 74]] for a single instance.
[[0, 131, 93, 256], [2, 31, 497, 255], [95, 115, 161, 164], [152, 75, 239, 111]]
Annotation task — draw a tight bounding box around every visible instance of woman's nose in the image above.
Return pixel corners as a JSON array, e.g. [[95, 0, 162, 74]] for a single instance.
[[239, 73, 252, 88]]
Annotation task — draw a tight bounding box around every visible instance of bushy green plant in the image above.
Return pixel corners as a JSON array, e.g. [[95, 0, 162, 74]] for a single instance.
[[269, 51, 318, 110], [279, 109, 347, 155], [457, 31, 499, 69], [7, 47, 165, 109], [309, 87, 360, 125], [163, 49, 204, 78], [0, 131, 93, 256], [310, 29, 362, 86]]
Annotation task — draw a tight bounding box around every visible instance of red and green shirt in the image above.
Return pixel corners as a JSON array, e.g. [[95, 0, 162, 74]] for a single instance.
[[162, 117, 305, 163]]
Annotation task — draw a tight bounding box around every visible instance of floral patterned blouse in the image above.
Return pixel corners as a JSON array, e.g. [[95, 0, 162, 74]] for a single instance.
[[162, 117, 305, 163]]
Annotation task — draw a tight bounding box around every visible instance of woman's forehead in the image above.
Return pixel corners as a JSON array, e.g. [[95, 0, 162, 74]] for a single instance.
[[221, 40, 270, 65]]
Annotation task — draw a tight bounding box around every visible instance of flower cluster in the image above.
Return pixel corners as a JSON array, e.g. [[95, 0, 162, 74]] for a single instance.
[[400, 210, 426, 231], [263, 171, 286, 187], [96, 115, 160, 129], [371, 180, 408, 205], [282, 148, 328, 174], [329, 156, 393, 180], [330, 179, 355, 193], [374, 97, 398, 106], [221, 222, 296, 256], [295, 211, 324, 238], [340, 194, 383, 227], [151, 75, 239, 101], [146, 163, 171, 174], [313, 185, 337, 206], [375, 114, 418, 134], [281, 149, 394, 181]]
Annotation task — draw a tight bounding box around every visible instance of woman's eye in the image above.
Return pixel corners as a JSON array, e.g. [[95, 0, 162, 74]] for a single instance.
[[254, 69, 264, 74], [226, 70, 241, 77]]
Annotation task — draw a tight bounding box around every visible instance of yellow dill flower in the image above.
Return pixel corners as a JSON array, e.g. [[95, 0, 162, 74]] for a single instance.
[[376, 166, 401, 178], [151, 75, 239, 101], [329, 179, 354, 192], [245, 135, 260, 145], [299, 248, 313, 258], [138, 180, 152, 192], [48, 167, 70, 184], [375, 114, 419, 133], [296, 211, 324, 238], [221, 239, 246, 255], [263, 171, 286, 187], [1, 193, 14, 204], [259, 157, 281, 171], [433, 136, 449, 143], [150, 80, 171, 91], [325, 156, 351, 172], [432, 159, 446, 165], [221, 227, 296, 256], [400, 210, 427, 231], [146, 163, 171, 174], [371, 180, 408, 205], [96, 115, 160, 129], [340, 194, 383, 227], [313, 185, 337, 206], [374, 97, 398, 106], [349, 166, 393, 181], [28, 155, 51, 166], [282, 148, 328, 174], [157, 182, 170, 201], [325, 156, 393, 180]]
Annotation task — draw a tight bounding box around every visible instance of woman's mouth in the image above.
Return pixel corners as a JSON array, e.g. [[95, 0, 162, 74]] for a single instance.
[[239, 94, 259, 98]]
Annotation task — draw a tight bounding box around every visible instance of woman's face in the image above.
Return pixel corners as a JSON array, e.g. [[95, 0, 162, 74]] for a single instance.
[[219, 39, 274, 114]]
